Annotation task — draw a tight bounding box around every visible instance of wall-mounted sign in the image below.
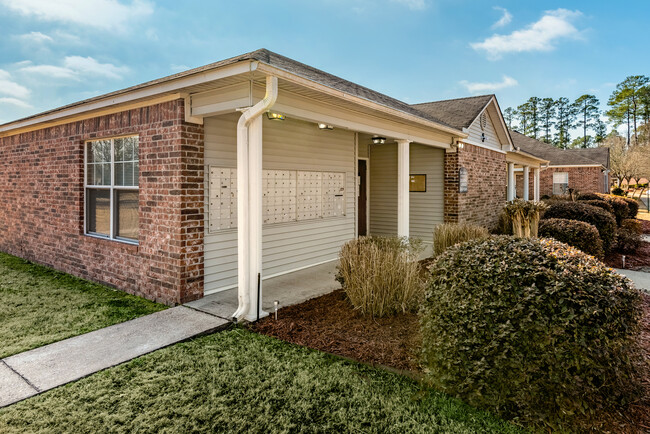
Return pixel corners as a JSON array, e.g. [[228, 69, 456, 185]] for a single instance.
[[409, 174, 426, 192], [459, 167, 468, 193]]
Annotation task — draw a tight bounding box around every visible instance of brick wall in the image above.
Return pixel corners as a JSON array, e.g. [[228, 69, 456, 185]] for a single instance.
[[444, 143, 506, 229], [539, 166, 604, 197], [0, 99, 205, 305]]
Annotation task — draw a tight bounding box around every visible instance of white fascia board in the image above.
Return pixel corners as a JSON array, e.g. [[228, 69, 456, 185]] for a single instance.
[[458, 137, 507, 154], [255, 63, 467, 139], [548, 164, 605, 168], [0, 60, 258, 135]]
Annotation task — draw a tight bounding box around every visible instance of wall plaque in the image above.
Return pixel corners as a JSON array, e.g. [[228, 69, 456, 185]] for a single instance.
[[459, 167, 468, 193], [409, 174, 426, 192]]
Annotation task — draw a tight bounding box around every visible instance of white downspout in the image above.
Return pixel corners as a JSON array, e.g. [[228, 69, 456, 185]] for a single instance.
[[232, 75, 278, 320]]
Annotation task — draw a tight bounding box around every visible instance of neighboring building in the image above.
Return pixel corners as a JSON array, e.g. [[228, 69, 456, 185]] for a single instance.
[[510, 131, 610, 197], [413, 95, 547, 224]]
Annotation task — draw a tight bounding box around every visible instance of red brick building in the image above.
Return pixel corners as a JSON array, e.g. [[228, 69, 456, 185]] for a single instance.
[[510, 131, 609, 197]]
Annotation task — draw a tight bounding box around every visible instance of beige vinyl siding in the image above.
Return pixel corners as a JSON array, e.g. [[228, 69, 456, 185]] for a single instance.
[[204, 113, 356, 293], [369, 143, 444, 240], [466, 110, 504, 150]]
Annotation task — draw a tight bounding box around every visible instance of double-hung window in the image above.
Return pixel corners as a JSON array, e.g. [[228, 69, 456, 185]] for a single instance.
[[552, 172, 569, 195], [85, 136, 139, 243]]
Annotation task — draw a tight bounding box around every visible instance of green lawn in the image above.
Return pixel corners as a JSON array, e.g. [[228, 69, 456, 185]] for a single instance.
[[0, 252, 166, 358], [0, 329, 521, 433]]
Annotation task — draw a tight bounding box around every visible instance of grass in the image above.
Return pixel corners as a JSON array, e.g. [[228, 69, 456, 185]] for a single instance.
[[0, 329, 521, 433], [0, 251, 166, 358]]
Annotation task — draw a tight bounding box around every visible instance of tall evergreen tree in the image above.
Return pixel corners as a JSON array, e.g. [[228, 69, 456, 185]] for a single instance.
[[608, 76, 649, 144], [503, 107, 515, 130], [526, 97, 541, 139], [554, 97, 577, 149], [573, 94, 600, 148], [539, 98, 556, 144], [515, 103, 529, 135], [594, 119, 608, 144]]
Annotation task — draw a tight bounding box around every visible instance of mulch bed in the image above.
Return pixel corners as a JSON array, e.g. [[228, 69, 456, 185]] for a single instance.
[[252, 286, 650, 433], [605, 241, 650, 271], [640, 218, 650, 234], [251, 289, 420, 371]]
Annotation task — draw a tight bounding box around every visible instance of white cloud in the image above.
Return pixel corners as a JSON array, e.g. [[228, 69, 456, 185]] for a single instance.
[[390, 0, 427, 10], [0, 0, 153, 31], [0, 97, 32, 109], [20, 56, 129, 80], [459, 75, 518, 94], [491, 7, 512, 29], [63, 56, 129, 79], [16, 31, 53, 44], [472, 8, 582, 59], [0, 69, 31, 99]]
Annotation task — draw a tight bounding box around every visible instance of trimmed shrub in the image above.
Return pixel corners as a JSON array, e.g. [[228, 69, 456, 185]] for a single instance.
[[336, 236, 424, 317], [420, 236, 643, 431], [578, 192, 603, 201], [612, 186, 625, 196], [539, 218, 604, 258], [432, 223, 489, 257], [621, 197, 640, 219], [542, 201, 617, 251], [616, 220, 642, 253], [582, 199, 614, 215], [500, 199, 546, 237], [603, 195, 630, 225]]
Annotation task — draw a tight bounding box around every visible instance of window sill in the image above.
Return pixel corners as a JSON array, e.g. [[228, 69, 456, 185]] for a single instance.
[[85, 233, 139, 248]]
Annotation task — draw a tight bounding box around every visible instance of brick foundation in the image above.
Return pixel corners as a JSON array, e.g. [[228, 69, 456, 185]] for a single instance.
[[444, 143, 506, 229], [0, 99, 205, 305]]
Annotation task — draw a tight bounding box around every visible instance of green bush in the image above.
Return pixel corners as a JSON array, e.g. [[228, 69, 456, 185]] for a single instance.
[[432, 223, 489, 257], [581, 199, 614, 215], [616, 220, 642, 253], [538, 218, 604, 258], [336, 236, 424, 317], [612, 186, 625, 196], [577, 192, 603, 201], [420, 236, 643, 431], [603, 195, 630, 225], [542, 201, 617, 251], [621, 197, 640, 219]]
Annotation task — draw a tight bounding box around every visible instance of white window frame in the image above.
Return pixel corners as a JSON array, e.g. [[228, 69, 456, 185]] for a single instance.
[[552, 172, 569, 195], [84, 135, 139, 244]]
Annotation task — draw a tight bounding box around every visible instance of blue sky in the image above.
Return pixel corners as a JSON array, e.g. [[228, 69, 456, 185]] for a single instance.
[[1, 0, 649, 126]]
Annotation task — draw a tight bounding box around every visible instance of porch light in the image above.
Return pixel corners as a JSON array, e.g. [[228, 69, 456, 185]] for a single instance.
[[372, 136, 386, 145], [318, 123, 334, 130], [266, 112, 286, 121]]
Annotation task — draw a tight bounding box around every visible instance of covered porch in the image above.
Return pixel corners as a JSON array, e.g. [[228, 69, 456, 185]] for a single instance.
[[183, 58, 464, 321], [506, 150, 549, 202]]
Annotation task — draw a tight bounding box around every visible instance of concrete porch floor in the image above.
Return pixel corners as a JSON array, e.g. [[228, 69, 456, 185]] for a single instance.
[[185, 261, 340, 321]]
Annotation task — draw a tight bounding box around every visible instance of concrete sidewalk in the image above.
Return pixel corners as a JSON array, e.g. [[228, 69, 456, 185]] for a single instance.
[[0, 306, 228, 408], [615, 268, 650, 293]]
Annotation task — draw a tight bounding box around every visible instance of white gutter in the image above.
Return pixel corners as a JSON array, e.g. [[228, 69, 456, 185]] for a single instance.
[[232, 75, 278, 321]]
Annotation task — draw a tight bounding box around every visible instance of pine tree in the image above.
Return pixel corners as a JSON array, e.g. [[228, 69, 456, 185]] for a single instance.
[[594, 119, 608, 144], [526, 97, 541, 139], [539, 98, 556, 144], [503, 107, 515, 130], [573, 94, 600, 148], [554, 97, 577, 149], [608, 76, 649, 145]]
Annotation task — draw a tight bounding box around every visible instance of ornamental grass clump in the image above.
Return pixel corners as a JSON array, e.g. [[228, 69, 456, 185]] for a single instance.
[[500, 199, 546, 238], [420, 236, 644, 431], [337, 236, 425, 317], [432, 223, 489, 257]]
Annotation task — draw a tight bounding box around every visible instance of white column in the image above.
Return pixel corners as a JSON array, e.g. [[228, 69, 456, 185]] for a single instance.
[[523, 166, 530, 201], [245, 115, 267, 321], [397, 139, 411, 237], [533, 168, 540, 201], [507, 162, 515, 201]]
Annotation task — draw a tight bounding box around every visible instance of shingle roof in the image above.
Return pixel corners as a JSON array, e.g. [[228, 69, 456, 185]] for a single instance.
[[510, 130, 608, 167], [410, 95, 494, 130], [1, 48, 457, 132]]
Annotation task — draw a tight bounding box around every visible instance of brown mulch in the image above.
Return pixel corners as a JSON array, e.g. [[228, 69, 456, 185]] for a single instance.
[[251, 289, 420, 371], [605, 241, 650, 271], [640, 218, 650, 234]]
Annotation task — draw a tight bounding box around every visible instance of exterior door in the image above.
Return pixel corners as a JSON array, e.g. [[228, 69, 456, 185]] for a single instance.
[[358, 159, 367, 236]]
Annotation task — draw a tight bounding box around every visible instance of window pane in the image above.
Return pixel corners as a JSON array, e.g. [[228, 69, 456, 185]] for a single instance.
[[114, 138, 124, 162], [87, 189, 110, 235], [124, 136, 138, 162], [102, 162, 111, 185], [133, 162, 139, 187], [87, 163, 95, 185], [123, 162, 134, 186], [88, 140, 111, 163], [115, 162, 124, 186], [115, 190, 138, 240]]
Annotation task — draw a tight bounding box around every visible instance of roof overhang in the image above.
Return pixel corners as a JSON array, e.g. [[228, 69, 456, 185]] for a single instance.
[[506, 148, 549, 167], [1, 57, 468, 141]]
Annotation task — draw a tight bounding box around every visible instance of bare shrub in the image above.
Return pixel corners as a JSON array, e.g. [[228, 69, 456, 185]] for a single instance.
[[432, 223, 489, 257]]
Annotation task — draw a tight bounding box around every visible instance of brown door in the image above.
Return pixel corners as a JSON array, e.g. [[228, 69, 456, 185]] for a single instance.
[[358, 159, 367, 236]]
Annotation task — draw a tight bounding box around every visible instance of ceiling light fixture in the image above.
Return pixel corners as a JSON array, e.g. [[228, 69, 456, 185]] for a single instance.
[[372, 136, 386, 145], [318, 123, 334, 130], [266, 112, 286, 121]]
